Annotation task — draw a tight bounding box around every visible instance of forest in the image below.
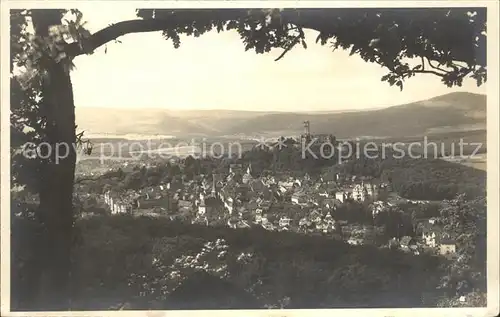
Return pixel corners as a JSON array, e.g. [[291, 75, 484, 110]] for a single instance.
[[9, 209, 447, 309]]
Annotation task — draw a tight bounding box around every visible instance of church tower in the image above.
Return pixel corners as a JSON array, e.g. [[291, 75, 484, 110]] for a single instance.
[[301, 120, 312, 143], [243, 164, 253, 184]]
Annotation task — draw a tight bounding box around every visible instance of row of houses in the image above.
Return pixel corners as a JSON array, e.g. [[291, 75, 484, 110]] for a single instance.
[[420, 219, 457, 256], [103, 191, 133, 214], [100, 161, 458, 259]]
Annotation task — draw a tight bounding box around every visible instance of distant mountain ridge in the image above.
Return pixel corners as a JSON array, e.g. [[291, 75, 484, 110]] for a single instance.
[[76, 92, 486, 139]]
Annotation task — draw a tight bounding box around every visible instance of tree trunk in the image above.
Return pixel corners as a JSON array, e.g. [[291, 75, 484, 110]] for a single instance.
[[31, 10, 77, 310]]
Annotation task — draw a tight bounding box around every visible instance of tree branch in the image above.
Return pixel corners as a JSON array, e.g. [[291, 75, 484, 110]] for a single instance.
[[66, 19, 179, 56], [410, 69, 446, 77], [275, 33, 302, 61], [65, 9, 486, 71], [425, 57, 449, 73]]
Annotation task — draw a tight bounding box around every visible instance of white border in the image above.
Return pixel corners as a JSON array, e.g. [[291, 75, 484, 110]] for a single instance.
[[1, 1, 499, 317]]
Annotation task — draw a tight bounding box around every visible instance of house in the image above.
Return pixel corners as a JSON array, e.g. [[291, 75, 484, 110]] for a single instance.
[[237, 220, 251, 229], [335, 192, 345, 203], [278, 180, 295, 190], [321, 223, 335, 234], [192, 215, 209, 226], [227, 217, 239, 229], [438, 238, 456, 256], [371, 200, 389, 218], [298, 218, 314, 232], [237, 205, 248, 218], [421, 223, 456, 255], [428, 217, 439, 225], [399, 236, 416, 251], [261, 222, 274, 231], [323, 212, 335, 224], [178, 200, 193, 213], [315, 221, 327, 231], [347, 238, 363, 245], [318, 190, 329, 198], [198, 200, 206, 215], [324, 198, 342, 210], [104, 191, 111, 205], [309, 210, 322, 223], [254, 214, 263, 223], [365, 183, 378, 200], [229, 163, 243, 174], [298, 217, 308, 227], [263, 175, 276, 186], [242, 164, 253, 184], [278, 185, 288, 194], [291, 191, 307, 205], [421, 225, 439, 247], [352, 184, 365, 201], [224, 197, 235, 214], [294, 179, 302, 187], [353, 181, 378, 202], [278, 217, 292, 227]]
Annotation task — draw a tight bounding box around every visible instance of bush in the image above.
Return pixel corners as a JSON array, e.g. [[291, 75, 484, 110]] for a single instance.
[[62, 213, 447, 309]]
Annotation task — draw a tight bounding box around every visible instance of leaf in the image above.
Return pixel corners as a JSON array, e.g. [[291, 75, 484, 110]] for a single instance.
[[349, 45, 357, 56]]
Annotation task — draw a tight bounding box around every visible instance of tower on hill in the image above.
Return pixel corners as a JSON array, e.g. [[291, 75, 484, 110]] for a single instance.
[[303, 120, 310, 137]]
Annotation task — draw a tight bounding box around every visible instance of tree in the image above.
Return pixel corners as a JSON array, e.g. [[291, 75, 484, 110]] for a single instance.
[[374, 207, 413, 239], [436, 194, 486, 301], [438, 194, 485, 258], [11, 9, 87, 309], [10, 7, 487, 309], [106, 9, 485, 88], [123, 170, 143, 190]]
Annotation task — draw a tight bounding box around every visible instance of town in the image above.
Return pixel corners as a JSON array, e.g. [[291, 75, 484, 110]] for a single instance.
[[74, 122, 463, 259]]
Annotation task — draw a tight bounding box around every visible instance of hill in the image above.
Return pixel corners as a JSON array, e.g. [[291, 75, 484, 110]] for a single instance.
[[75, 92, 486, 138], [75, 108, 216, 136], [224, 92, 486, 138]]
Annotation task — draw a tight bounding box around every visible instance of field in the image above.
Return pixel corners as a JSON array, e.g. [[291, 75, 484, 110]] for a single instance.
[[360, 129, 487, 171], [440, 153, 487, 171]]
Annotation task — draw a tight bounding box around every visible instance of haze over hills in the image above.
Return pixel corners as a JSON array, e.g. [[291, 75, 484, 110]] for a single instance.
[[76, 92, 486, 139]]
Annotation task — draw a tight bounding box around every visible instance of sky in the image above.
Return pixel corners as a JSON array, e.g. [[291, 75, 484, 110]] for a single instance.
[[71, 8, 486, 112]]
